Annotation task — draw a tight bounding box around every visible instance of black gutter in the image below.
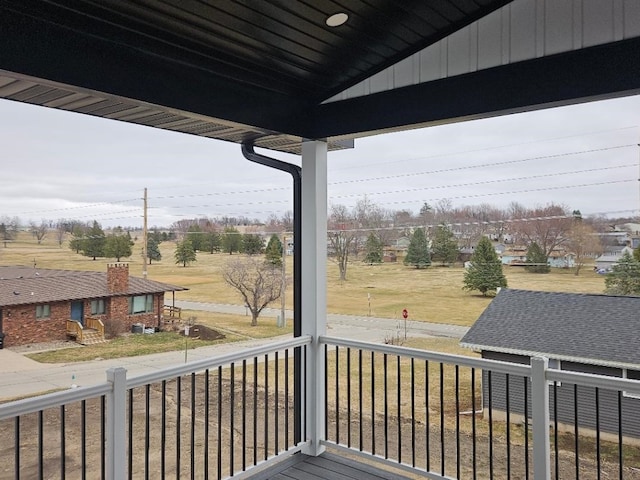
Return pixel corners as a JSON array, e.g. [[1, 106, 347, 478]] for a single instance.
[[241, 142, 302, 444]]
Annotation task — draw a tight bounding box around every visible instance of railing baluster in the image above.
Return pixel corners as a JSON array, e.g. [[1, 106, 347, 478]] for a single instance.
[[488, 370, 493, 480], [440, 363, 445, 476], [284, 350, 289, 450], [273, 354, 278, 455], [60, 405, 65, 480], [455, 365, 460, 479], [241, 360, 246, 472], [506, 373, 511, 480], [524, 376, 529, 480], [554, 382, 559, 480], [128, 389, 133, 480], [425, 359, 430, 472], [145, 384, 150, 480], [101, 395, 106, 480], [81, 399, 86, 480], [595, 387, 600, 480], [204, 370, 210, 480], [384, 353, 388, 459], [217, 366, 222, 480], [176, 376, 181, 480], [371, 351, 376, 456], [253, 357, 258, 467], [39, 410, 44, 480], [191, 372, 196, 480], [397, 355, 401, 464], [359, 349, 363, 452], [347, 347, 351, 448], [14, 416, 20, 480], [618, 391, 623, 480], [161, 380, 166, 479], [264, 354, 269, 461], [411, 358, 415, 468], [472, 368, 477, 480], [335, 345, 340, 445], [574, 383, 579, 480], [324, 344, 328, 443], [230, 363, 235, 476]]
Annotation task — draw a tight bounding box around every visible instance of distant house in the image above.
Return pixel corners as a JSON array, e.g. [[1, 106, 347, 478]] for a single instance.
[[0, 264, 186, 347], [461, 289, 640, 440]]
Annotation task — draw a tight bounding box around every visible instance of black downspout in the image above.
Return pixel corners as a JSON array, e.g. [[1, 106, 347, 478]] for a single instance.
[[241, 142, 302, 444]]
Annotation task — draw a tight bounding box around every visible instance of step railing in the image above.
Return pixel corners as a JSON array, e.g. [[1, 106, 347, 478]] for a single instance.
[[65, 319, 84, 343], [85, 317, 105, 338]]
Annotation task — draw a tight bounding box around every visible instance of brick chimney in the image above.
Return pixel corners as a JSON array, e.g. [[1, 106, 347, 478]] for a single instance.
[[107, 263, 129, 293]]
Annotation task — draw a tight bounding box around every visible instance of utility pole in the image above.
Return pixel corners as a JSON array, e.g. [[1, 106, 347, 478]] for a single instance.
[[142, 187, 148, 278]]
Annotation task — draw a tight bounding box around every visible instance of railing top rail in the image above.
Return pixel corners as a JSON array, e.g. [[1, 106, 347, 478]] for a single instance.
[[0, 383, 111, 421], [320, 335, 531, 378], [127, 335, 312, 389], [548, 368, 640, 395]]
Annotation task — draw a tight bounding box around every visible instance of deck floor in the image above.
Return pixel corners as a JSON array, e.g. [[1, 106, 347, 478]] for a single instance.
[[246, 451, 414, 480]]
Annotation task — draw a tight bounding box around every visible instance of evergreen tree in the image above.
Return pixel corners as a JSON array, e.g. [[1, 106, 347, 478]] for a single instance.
[[363, 233, 383, 264], [605, 252, 640, 295], [242, 233, 264, 255], [463, 236, 507, 296], [525, 241, 550, 273], [187, 224, 203, 251], [403, 228, 431, 269], [265, 234, 283, 266], [202, 231, 221, 253], [104, 234, 133, 261], [82, 221, 106, 260], [174, 238, 197, 267], [147, 237, 162, 264], [431, 224, 459, 266], [222, 227, 242, 254]]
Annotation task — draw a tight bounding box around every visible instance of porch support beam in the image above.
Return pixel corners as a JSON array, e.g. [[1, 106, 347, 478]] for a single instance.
[[300, 139, 328, 456]]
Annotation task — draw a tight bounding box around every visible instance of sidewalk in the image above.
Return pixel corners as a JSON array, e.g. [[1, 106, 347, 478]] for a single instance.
[[0, 335, 288, 401]]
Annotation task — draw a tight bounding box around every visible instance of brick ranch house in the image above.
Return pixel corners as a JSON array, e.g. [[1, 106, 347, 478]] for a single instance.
[[0, 264, 186, 347], [461, 289, 640, 442]]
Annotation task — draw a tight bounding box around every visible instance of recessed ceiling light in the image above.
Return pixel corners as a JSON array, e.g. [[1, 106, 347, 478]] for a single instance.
[[326, 12, 348, 27]]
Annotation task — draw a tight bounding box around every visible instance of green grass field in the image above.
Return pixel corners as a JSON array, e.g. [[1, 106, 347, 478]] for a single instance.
[[1, 231, 606, 330]]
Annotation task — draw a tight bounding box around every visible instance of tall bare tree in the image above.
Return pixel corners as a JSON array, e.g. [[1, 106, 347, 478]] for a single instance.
[[29, 220, 49, 244], [565, 222, 603, 275], [508, 203, 573, 258], [328, 204, 358, 281], [222, 257, 284, 326]]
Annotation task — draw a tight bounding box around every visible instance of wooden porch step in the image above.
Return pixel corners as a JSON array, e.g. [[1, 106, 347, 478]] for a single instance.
[[79, 328, 106, 346]]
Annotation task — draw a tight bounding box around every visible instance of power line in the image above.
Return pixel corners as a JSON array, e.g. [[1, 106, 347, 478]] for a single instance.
[[329, 144, 635, 186]]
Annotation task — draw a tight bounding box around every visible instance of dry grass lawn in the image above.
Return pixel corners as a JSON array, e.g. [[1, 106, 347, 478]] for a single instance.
[[1, 231, 606, 329]]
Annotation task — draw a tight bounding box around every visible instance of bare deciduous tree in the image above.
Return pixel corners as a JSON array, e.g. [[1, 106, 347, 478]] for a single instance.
[[328, 204, 358, 281], [508, 203, 573, 258], [29, 220, 49, 244], [565, 222, 603, 275], [222, 257, 283, 326]]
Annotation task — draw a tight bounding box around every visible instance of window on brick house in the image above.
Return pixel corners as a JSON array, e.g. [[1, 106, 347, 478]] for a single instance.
[[91, 299, 106, 315], [36, 304, 51, 319], [128, 295, 154, 314]]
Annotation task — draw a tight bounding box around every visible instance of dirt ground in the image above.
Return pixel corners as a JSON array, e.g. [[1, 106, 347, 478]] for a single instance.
[[1, 371, 638, 480]]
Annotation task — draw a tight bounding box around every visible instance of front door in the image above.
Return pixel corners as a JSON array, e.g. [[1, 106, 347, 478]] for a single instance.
[[70, 301, 84, 325]]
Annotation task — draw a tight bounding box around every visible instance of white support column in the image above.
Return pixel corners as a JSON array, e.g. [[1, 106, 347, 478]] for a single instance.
[[106, 367, 127, 480], [531, 357, 551, 480], [300, 139, 328, 456]]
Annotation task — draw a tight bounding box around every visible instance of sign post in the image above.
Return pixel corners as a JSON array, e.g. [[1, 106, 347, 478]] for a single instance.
[[402, 308, 408, 340]]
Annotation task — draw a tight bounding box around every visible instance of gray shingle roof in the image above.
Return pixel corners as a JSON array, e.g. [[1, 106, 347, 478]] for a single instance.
[[460, 289, 640, 368], [0, 266, 186, 307]]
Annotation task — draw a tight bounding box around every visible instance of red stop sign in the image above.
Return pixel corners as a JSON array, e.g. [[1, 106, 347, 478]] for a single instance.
[[402, 309, 408, 319]]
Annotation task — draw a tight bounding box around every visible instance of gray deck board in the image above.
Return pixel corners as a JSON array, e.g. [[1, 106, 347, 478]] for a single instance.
[[246, 451, 413, 480]]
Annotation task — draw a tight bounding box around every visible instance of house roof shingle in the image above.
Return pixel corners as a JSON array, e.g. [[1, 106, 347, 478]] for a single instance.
[[0, 266, 186, 307], [460, 289, 640, 369]]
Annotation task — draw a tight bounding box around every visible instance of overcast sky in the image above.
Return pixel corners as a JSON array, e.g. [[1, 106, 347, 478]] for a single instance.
[[1, 94, 639, 229]]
